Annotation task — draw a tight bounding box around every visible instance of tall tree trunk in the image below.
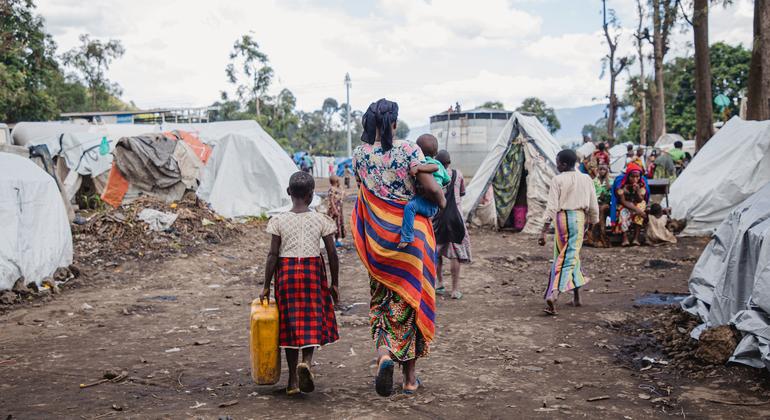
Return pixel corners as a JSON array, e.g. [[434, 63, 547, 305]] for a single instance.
[[651, 0, 667, 141], [747, 0, 770, 121], [636, 0, 648, 146], [694, 0, 714, 150], [608, 81, 617, 141]]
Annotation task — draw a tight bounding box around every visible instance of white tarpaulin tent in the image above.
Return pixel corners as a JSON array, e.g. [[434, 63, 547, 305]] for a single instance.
[[654, 133, 686, 149], [681, 182, 770, 371], [670, 117, 770, 236], [575, 142, 595, 160], [462, 112, 561, 234], [0, 153, 72, 290], [197, 128, 297, 218], [608, 141, 633, 174]]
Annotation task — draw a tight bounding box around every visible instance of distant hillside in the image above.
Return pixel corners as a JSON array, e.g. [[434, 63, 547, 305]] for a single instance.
[[553, 104, 607, 146]]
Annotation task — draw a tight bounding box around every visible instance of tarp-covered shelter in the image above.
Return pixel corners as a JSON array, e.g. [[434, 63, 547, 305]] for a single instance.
[[462, 112, 561, 234], [196, 126, 299, 218], [681, 181, 770, 371], [670, 117, 770, 236], [0, 153, 72, 290], [608, 141, 633, 174]]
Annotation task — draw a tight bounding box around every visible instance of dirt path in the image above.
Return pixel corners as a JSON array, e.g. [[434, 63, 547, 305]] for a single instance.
[[2, 224, 770, 419]]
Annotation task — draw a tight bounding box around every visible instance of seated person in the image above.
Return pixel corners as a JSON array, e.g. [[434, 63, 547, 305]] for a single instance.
[[646, 203, 677, 245], [610, 162, 649, 247]]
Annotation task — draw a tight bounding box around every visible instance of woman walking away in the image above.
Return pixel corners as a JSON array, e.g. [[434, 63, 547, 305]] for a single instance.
[[261, 171, 340, 395], [351, 98, 445, 396], [538, 150, 599, 315], [433, 150, 472, 300]]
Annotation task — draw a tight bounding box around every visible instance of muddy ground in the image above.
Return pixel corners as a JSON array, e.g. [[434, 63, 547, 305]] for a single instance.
[[2, 193, 770, 419]]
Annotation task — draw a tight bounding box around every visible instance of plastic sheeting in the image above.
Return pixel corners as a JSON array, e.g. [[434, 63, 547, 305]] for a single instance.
[[608, 142, 633, 175], [0, 153, 72, 290], [575, 142, 595, 159], [681, 182, 770, 371], [197, 133, 297, 218], [463, 112, 559, 233], [670, 117, 770, 236]]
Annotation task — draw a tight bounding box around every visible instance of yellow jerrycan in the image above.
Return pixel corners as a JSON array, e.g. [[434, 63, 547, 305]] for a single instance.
[[250, 298, 281, 385]]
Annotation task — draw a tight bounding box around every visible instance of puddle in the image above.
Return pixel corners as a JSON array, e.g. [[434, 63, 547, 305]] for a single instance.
[[635, 293, 687, 306], [138, 295, 178, 302], [647, 259, 680, 269]]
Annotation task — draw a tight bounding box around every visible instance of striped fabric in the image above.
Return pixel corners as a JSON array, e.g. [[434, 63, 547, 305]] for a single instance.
[[351, 187, 437, 342], [545, 210, 589, 299]]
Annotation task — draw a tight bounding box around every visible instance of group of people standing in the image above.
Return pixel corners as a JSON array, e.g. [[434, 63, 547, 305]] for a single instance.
[[261, 98, 472, 398]]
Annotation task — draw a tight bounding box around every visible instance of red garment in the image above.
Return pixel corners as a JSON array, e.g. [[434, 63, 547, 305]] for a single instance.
[[593, 150, 610, 165], [274, 256, 339, 348]]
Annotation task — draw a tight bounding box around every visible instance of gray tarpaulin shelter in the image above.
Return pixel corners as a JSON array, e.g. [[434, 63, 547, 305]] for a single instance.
[[681, 181, 770, 370], [462, 112, 561, 234], [670, 117, 770, 236]]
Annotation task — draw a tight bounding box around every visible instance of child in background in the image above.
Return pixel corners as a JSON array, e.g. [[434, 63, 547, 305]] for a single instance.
[[646, 203, 677, 245], [326, 175, 346, 247], [261, 171, 340, 396], [344, 164, 353, 189], [538, 149, 599, 315], [398, 134, 451, 249]]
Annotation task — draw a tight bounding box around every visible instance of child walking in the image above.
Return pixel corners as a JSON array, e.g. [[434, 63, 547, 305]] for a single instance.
[[398, 134, 451, 248], [538, 150, 599, 315], [326, 175, 345, 247], [261, 171, 340, 395]]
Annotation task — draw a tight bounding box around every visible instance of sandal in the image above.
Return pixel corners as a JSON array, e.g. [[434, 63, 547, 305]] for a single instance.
[[286, 387, 300, 396], [402, 377, 422, 395], [375, 358, 395, 397], [435, 286, 446, 296], [297, 362, 315, 393], [451, 291, 463, 300]]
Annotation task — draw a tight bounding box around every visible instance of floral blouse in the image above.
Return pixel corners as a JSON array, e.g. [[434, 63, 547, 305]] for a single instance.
[[352, 140, 425, 202]]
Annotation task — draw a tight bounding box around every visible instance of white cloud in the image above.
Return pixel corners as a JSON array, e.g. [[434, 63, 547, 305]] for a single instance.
[[34, 0, 753, 129]]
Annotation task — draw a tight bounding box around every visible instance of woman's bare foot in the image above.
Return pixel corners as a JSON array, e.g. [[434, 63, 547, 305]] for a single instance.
[[544, 297, 557, 315], [572, 295, 582, 307]]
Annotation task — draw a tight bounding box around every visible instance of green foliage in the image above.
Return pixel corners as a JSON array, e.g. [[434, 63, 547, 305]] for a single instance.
[[0, 0, 60, 122], [515, 97, 561, 134], [623, 42, 751, 140], [225, 33, 274, 113], [395, 120, 410, 139], [61, 34, 125, 110], [479, 101, 505, 110]]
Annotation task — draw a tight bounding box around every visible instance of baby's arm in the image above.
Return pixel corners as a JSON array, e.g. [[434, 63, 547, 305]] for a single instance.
[[409, 163, 439, 177]]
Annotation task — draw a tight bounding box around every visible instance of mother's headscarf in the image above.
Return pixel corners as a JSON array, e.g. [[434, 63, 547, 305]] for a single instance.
[[361, 98, 399, 152]]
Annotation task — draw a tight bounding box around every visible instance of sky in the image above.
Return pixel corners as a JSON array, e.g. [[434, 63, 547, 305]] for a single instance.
[[37, 0, 754, 131]]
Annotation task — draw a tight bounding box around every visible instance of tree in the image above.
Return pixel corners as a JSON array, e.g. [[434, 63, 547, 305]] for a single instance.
[[650, 0, 679, 141], [623, 42, 751, 140], [602, 0, 634, 143], [679, 0, 716, 150], [226, 33, 273, 117], [395, 120, 410, 139], [747, 0, 770, 120], [633, 0, 650, 145], [0, 0, 60, 122], [62, 34, 125, 110], [479, 101, 505, 110], [515, 97, 561, 134]]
